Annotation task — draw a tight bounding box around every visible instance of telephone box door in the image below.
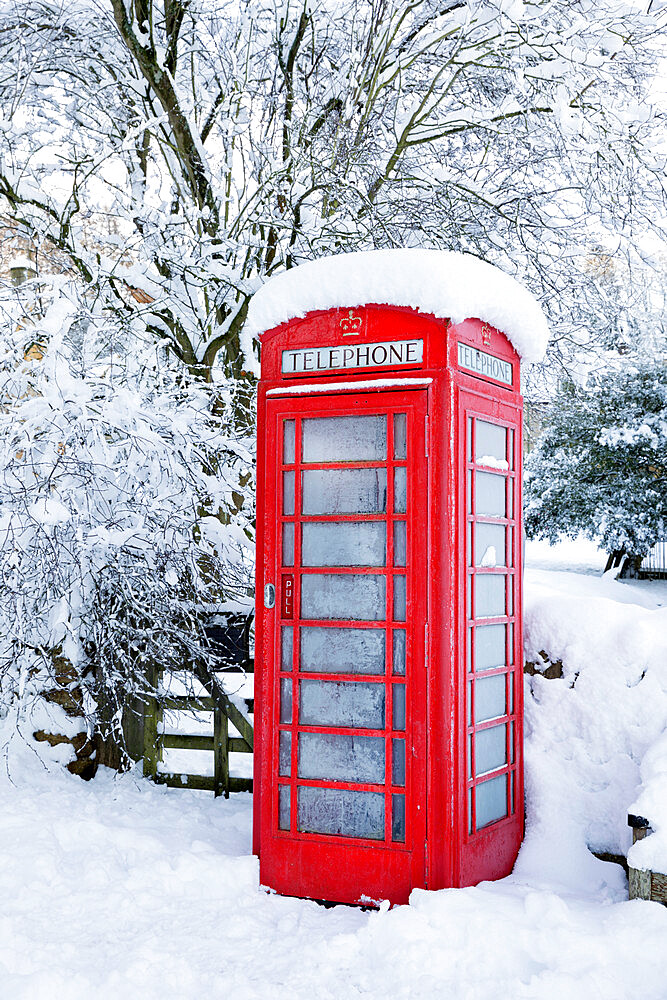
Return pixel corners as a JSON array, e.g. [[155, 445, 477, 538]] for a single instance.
[[258, 389, 428, 905]]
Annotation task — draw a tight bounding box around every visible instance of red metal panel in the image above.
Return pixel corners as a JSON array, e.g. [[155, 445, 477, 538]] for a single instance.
[[452, 381, 524, 887], [254, 304, 524, 902], [257, 389, 428, 906]]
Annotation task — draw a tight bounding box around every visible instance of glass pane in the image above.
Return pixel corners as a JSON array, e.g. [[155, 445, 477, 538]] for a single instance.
[[394, 467, 407, 513], [392, 794, 405, 842], [282, 523, 294, 566], [298, 732, 384, 783], [393, 575, 406, 621], [474, 523, 506, 567], [279, 731, 291, 776], [279, 785, 290, 830], [280, 678, 292, 723], [393, 414, 407, 459], [299, 679, 385, 729], [297, 786, 384, 839], [475, 472, 505, 517], [302, 468, 387, 515], [302, 521, 385, 567], [393, 629, 406, 675], [393, 521, 406, 566], [510, 722, 515, 763], [301, 573, 386, 621], [300, 626, 385, 674], [467, 416, 473, 461], [474, 673, 506, 723], [283, 471, 295, 515], [393, 684, 406, 731], [281, 626, 293, 671], [475, 420, 506, 464], [474, 575, 506, 618], [475, 724, 507, 775], [508, 429, 515, 470], [392, 738, 405, 786], [283, 420, 295, 464], [475, 773, 508, 829], [475, 624, 506, 671], [302, 415, 386, 463]]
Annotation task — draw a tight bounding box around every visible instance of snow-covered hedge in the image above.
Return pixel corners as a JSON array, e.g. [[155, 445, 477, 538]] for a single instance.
[[0, 283, 254, 757], [521, 582, 667, 888]]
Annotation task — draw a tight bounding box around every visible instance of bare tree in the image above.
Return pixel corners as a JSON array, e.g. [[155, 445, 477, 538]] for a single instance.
[[0, 0, 665, 386]]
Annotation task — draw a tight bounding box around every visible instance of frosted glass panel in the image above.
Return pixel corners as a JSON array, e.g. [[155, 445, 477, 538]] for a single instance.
[[302, 521, 385, 567], [283, 471, 295, 515], [474, 523, 506, 567], [283, 420, 295, 464], [393, 521, 406, 566], [281, 626, 293, 671], [475, 420, 506, 463], [475, 773, 508, 829], [302, 468, 387, 515], [392, 738, 405, 786], [474, 575, 506, 618], [392, 794, 405, 842], [297, 786, 384, 839], [298, 732, 384, 783], [393, 575, 406, 621], [279, 785, 290, 830], [279, 731, 291, 776], [475, 624, 506, 670], [474, 673, 506, 723], [299, 679, 385, 728], [394, 413, 407, 459], [475, 723, 507, 775], [393, 684, 406, 731], [300, 627, 385, 674], [282, 523, 294, 566], [394, 467, 407, 513], [301, 573, 386, 621], [475, 471, 505, 517], [302, 415, 386, 462], [280, 678, 292, 723], [393, 629, 406, 675]]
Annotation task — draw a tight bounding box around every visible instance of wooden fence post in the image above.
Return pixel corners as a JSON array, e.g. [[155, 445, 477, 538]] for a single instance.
[[214, 706, 229, 798], [143, 663, 161, 781]]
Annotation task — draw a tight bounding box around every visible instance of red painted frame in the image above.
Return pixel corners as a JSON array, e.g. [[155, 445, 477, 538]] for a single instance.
[[254, 303, 524, 905]]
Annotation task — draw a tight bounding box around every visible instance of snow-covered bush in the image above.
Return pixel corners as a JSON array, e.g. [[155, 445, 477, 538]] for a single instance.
[[524, 363, 667, 574], [0, 282, 254, 763]]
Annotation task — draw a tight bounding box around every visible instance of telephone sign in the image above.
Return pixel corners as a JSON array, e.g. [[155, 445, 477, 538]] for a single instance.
[[254, 293, 525, 907]]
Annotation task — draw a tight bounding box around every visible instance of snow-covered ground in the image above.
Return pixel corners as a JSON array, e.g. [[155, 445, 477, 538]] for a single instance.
[[1, 538, 666, 999]]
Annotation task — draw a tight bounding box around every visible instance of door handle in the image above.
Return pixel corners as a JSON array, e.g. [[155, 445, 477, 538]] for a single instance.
[[264, 583, 276, 609]]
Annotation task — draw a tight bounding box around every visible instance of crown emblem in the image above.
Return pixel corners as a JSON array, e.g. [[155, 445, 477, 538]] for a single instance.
[[340, 309, 363, 335], [481, 324, 492, 346]]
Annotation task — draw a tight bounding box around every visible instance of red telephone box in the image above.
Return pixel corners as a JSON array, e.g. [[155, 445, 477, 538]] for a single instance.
[[252, 253, 533, 906]]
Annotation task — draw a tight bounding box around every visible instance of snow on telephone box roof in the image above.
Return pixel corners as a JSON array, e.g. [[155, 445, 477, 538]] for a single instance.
[[246, 248, 550, 364]]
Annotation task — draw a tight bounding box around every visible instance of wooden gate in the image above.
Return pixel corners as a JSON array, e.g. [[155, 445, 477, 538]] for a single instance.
[[143, 653, 254, 798]]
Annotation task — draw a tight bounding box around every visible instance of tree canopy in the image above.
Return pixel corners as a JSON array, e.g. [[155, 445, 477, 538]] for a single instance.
[[1, 0, 666, 381], [524, 362, 667, 572]]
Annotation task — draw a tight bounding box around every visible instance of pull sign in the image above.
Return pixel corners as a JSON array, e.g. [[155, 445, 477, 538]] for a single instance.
[[264, 583, 276, 609], [281, 574, 294, 619]]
